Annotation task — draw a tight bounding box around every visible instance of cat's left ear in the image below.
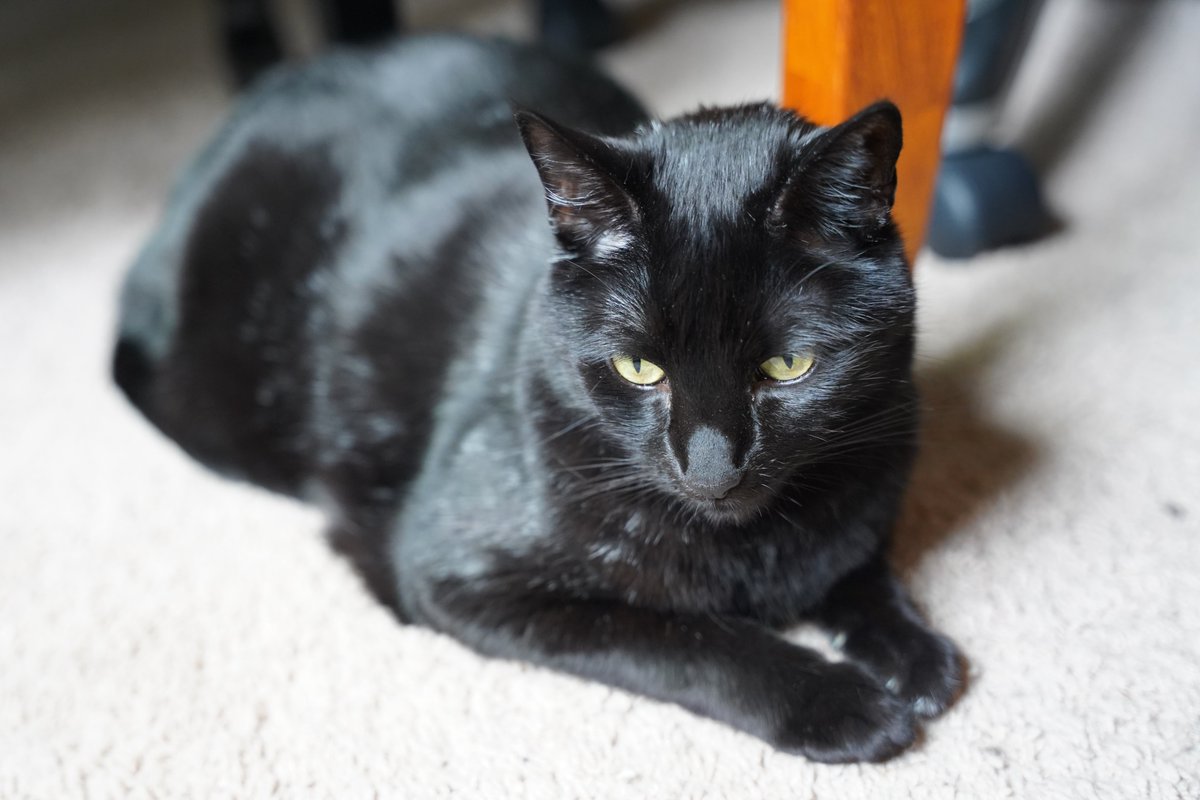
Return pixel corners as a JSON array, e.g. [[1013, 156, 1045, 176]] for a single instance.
[[514, 109, 640, 258], [774, 100, 903, 243]]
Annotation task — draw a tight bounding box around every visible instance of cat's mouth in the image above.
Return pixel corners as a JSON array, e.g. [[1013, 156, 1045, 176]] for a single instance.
[[675, 483, 766, 525]]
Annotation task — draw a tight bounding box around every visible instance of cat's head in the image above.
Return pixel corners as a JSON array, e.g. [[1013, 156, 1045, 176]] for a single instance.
[[517, 102, 916, 524]]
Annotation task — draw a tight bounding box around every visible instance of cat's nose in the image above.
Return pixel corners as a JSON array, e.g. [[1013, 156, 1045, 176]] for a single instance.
[[682, 426, 743, 500]]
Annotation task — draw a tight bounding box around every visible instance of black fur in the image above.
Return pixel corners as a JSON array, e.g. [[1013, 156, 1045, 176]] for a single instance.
[[114, 35, 962, 762]]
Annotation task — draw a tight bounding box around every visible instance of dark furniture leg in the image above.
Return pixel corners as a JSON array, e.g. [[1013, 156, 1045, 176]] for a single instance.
[[220, 0, 284, 88], [317, 0, 402, 45], [929, 0, 1054, 258], [538, 0, 621, 53]]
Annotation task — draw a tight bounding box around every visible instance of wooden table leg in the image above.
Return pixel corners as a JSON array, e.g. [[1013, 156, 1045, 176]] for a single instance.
[[782, 0, 966, 262]]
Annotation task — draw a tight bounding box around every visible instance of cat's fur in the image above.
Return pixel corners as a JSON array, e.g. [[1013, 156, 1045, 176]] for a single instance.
[[113, 35, 962, 762]]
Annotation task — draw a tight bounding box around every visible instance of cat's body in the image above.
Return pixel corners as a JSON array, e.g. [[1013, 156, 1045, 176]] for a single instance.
[[115, 35, 962, 762]]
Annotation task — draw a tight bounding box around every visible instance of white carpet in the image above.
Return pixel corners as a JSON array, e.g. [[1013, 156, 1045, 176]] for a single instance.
[[2, 0, 1198, 796]]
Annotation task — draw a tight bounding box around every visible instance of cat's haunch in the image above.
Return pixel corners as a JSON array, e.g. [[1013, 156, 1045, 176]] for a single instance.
[[113, 34, 962, 762]]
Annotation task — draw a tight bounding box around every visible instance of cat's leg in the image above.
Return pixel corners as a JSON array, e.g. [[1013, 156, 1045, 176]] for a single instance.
[[419, 582, 916, 762], [810, 558, 964, 719]]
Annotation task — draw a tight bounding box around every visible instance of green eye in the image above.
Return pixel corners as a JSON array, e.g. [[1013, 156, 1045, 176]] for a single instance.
[[759, 352, 815, 383], [612, 355, 666, 386]]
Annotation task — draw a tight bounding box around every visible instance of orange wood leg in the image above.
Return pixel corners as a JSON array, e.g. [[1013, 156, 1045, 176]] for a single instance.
[[781, 0, 966, 262]]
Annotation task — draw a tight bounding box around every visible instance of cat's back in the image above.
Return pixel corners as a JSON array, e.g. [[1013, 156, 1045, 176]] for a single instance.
[[159, 35, 644, 218], [113, 34, 647, 498]]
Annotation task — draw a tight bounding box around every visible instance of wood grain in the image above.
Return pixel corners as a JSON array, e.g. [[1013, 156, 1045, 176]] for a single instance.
[[782, 0, 966, 261]]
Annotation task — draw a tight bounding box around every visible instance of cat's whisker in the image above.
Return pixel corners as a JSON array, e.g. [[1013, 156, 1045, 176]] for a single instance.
[[566, 470, 657, 503], [561, 457, 643, 472], [536, 416, 600, 447]]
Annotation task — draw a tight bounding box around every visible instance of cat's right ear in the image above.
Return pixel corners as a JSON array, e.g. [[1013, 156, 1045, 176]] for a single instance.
[[514, 109, 639, 259]]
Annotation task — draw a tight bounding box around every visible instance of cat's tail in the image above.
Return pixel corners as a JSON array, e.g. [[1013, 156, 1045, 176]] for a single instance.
[[111, 221, 184, 419], [112, 334, 155, 412]]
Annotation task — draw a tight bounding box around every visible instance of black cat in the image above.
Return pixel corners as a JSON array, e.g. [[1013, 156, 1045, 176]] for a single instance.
[[113, 34, 962, 762]]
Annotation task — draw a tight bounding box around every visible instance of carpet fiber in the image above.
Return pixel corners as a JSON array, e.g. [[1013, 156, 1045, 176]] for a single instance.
[[2, 0, 1197, 796]]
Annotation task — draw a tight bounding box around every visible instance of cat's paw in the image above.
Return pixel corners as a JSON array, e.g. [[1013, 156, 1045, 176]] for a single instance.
[[772, 662, 917, 763], [840, 626, 964, 719]]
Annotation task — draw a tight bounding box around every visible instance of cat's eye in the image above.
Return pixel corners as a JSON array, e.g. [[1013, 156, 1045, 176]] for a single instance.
[[759, 352, 815, 383], [612, 355, 665, 386]]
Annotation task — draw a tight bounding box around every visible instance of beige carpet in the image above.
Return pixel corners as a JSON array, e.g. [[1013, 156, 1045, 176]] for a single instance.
[[2, 0, 1198, 796]]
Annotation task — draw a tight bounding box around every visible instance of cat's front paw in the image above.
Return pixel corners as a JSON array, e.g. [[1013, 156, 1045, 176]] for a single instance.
[[841, 626, 964, 719], [773, 662, 916, 763]]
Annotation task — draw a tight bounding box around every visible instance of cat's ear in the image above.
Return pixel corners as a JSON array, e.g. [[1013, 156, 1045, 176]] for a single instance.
[[774, 100, 903, 244], [514, 109, 639, 258]]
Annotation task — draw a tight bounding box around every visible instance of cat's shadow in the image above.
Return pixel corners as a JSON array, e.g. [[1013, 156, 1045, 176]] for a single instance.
[[892, 325, 1041, 576]]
